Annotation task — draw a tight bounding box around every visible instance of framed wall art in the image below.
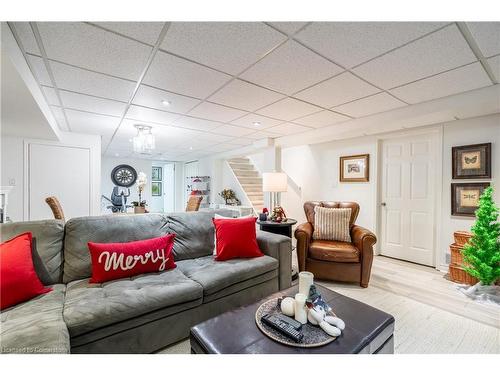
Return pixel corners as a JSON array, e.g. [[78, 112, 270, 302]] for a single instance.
[[452, 143, 491, 179], [451, 182, 490, 217], [152, 166, 162, 181], [152, 182, 162, 196], [340, 154, 369, 182]]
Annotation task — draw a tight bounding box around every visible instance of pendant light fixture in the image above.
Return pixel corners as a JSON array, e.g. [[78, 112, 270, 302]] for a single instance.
[[132, 124, 155, 154]]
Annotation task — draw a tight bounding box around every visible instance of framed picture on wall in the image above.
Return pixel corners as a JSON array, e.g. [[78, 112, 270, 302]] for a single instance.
[[451, 182, 490, 217], [152, 182, 162, 196], [340, 154, 369, 182], [452, 143, 491, 179], [152, 166, 162, 181]]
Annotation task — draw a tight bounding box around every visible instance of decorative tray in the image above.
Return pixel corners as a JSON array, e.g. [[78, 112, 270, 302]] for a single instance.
[[255, 297, 337, 348]]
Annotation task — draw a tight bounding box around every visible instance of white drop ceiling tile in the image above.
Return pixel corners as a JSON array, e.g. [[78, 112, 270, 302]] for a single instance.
[[42, 86, 60, 106], [228, 138, 254, 146], [37, 22, 152, 80], [11, 22, 40, 54], [144, 51, 231, 98], [92, 22, 165, 45], [295, 22, 447, 68], [333, 92, 407, 117], [267, 123, 312, 135], [125, 105, 180, 125], [210, 124, 255, 137], [188, 102, 247, 123], [293, 110, 349, 128], [268, 22, 309, 35], [195, 132, 234, 143], [294, 72, 380, 108], [208, 79, 285, 111], [389, 63, 492, 104], [245, 130, 280, 140], [204, 143, 241, 153], [161, 22, 286, 75], [256, 98, 322, 121], [27, 55, 52, 86], [171, 116, 223, 131], [50, 106, 68, 130], [487, 55, 500, 81], [467, 22, 500, 58], [65, 109, 120, 136], [60, 91, 127, 117], [50, 61, 135, 102], [352, 24, 477, 89], [230, 113, 283, 129], [133, 85, 201, 114], [240, 40, 343, 95]]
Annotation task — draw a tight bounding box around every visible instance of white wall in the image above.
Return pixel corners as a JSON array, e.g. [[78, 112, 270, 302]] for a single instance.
[[247, 113, 499, 270], [1, 132, 101, 222]]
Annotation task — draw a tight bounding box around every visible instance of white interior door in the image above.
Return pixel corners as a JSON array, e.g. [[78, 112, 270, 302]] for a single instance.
[[163, 163, 175, 212], [380, 133, 436, 266], [28, 143, 91, 220]]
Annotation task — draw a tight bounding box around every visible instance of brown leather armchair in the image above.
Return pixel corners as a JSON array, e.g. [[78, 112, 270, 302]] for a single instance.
[[294, 201, 376, 288]]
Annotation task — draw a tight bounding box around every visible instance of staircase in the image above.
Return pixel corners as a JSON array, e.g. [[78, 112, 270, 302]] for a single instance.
[[227, 157, 264, 214]]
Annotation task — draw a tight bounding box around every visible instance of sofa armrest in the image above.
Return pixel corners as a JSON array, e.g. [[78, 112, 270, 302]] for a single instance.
[[351, 225, 377, 287], [256, 230, 292, 290], [294, 222, 313, 272]]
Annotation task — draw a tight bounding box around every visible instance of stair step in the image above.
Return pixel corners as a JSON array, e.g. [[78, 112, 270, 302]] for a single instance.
[[228, 162, 254, 170], [250, 200, 264, 206], [229, 157, 249, 164], [233, 169, 259, 177], [238, 176, 262, 184], [241, 184, 263, 192], [246, 192, 264, 198]]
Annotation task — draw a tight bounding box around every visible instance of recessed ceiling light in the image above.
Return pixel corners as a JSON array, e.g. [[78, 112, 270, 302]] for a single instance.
[[161, 100, 171, 106], [253, 122, 261, 126], [128, 138, 132, 143], [114, 153, 120, 157], [189, 146, 193, 150]]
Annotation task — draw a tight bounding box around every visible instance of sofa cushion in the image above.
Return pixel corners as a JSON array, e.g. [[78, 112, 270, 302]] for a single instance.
[[0, 284, 70, 354], [309, 240, 360, 263], [177, 255, 279, 301], [0, 220, 64, 285], [63, 214, 169, 283], [165, 212, 215, 261], [63, 268, 203, 337]]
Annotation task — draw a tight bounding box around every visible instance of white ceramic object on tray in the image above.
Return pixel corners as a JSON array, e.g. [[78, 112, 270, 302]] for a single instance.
[[298, 271, 314, 296], [294, 293, 308, 324], [280, 297, 295, 316]]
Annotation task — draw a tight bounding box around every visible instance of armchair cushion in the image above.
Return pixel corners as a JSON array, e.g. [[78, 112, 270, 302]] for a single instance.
[[309, 240, 360, 263]]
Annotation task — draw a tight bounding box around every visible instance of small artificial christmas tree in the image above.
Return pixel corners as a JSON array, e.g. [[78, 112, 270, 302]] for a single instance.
[[461, 187, 500, 286]]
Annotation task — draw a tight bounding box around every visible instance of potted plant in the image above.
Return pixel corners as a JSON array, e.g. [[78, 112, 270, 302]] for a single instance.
[[219, 189, 240, 206], [133, 172, 148, 213], [461, 186, 500, 300]]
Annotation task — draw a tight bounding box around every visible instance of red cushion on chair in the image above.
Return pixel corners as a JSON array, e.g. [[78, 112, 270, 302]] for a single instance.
[[213, 216, 263, 261], [88, 234, 176, 283], [0, 232, 52, 310]]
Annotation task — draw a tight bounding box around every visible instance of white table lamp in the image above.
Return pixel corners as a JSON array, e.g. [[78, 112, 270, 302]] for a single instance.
[[262, 172, 287, 209]]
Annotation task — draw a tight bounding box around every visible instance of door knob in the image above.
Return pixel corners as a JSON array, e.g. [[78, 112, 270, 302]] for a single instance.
[[381, 202, 386, 206]]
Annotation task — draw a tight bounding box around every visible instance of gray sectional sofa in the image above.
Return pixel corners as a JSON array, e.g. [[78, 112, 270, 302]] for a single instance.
[[0, 211, 292, 354]]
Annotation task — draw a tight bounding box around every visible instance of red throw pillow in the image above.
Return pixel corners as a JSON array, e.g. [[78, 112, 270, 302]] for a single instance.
[[213, 216, 263, 261], [0, 232, 52, 310], [88, 234, 176, 283]]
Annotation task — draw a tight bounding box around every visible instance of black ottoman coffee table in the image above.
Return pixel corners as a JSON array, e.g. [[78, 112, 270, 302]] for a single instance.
[[190, 284, 395, 354]]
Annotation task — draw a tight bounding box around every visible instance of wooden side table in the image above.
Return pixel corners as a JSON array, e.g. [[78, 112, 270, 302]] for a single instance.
[[257, 219, 298, 279]]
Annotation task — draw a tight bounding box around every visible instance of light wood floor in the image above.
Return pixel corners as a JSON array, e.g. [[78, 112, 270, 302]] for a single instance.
[[159, 255, 499, 354]]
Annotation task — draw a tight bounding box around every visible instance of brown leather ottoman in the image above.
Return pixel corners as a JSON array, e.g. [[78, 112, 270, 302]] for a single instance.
[[190, 284, 395, 354]]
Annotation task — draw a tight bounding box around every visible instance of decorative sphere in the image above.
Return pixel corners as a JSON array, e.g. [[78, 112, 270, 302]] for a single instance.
[[280, 297, 295, 316]]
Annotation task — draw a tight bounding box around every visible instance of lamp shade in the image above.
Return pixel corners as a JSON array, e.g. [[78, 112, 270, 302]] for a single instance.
[[262, 172, 287, 192]]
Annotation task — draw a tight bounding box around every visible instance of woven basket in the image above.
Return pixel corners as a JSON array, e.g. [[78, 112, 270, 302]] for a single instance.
[[450, 243, 465, 266], [448, 264, 478, 285], [453, 231, 473, 246]]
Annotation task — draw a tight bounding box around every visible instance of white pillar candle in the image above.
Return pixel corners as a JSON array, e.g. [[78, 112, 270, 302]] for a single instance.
[[294, 293, 307, 324], [298, 271, 314, 297]]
